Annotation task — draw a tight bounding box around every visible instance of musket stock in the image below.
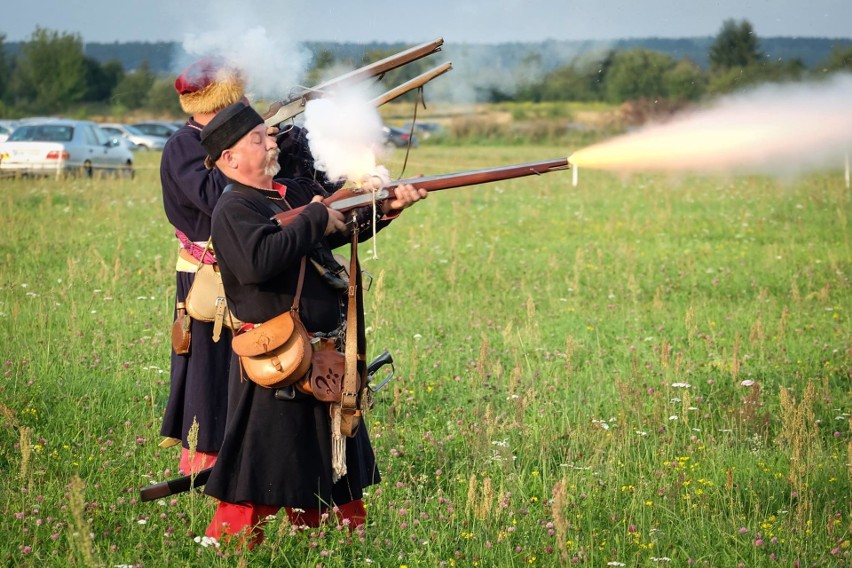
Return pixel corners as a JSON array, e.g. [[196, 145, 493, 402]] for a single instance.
[[263, 38, 445, 127], [272, 158, 571, 226]]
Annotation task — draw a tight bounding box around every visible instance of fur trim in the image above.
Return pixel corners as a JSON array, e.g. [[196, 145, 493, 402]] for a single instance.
[[179, 75, 245, 115]]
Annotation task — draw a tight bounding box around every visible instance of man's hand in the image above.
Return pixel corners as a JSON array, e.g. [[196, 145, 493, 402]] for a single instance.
[[381, 183, 428, 215], [312, 195, 346, 235]]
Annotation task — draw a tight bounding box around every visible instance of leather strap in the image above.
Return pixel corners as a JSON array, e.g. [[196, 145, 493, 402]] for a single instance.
[[292, 256, 307, 312], [340, 224, 362, 437]]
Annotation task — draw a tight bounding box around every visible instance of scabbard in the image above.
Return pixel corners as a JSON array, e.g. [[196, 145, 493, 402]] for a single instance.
[[139, 467, 212, 501]]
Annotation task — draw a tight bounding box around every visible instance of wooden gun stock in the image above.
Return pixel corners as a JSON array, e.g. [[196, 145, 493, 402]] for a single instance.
[[263, 38, 445, 127], [272, 157, 571, 226]]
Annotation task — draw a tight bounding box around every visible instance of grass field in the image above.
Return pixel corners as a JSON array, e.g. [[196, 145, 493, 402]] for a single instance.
[[0, 146, 849, 567]]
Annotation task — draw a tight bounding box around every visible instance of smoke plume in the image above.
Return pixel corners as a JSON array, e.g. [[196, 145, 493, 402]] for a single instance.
[[570, 73, 852, 178], [177, 0, 312, 102], [303, 83, 387, 183]]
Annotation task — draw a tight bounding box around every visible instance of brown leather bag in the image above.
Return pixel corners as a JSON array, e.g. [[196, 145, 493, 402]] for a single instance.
[[230, 258, 311, 389], [182, 244, 243, 341], [296, 337, 349, 402]]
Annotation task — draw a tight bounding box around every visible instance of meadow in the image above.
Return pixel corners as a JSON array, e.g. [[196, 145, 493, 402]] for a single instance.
[[0, 144, 849, 567]]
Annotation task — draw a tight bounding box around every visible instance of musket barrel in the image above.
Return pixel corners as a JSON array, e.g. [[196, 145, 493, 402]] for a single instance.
[[263, 38, 445, 126], [388, 158, 571, 192], [369, 62, 453, 107]]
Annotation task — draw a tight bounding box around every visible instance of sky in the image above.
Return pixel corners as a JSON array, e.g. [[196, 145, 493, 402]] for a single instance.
[[2, 0, 851, 45]]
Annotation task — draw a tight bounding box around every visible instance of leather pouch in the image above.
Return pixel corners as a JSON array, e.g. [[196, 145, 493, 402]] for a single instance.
[[182, 247, 243, 341], [171, 302, 191, 355], [296, 337, 350, 401], [231, 309, 312, 389]]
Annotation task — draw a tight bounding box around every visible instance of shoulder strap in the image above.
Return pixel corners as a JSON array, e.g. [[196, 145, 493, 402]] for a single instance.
[[292, 256, 307, 311]]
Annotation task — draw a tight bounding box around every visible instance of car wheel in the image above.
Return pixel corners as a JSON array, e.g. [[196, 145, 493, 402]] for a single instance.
[[137, 144, 149, 151], [83, 161, 93, 178], [122, 161, 134, 179]]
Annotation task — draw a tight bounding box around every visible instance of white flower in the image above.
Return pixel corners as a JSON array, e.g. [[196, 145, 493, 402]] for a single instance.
[[607, 563, 626, 567], [137, 519, 147, 525], [669, 415, 679, 420], [740, 380, 755, 387], [193, 536, 220, 548], [671, 382, 691, 388]]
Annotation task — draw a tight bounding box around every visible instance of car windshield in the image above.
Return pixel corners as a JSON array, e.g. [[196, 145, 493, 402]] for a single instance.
[[123, 125, 144, 135], [9, 124, 74, 142]]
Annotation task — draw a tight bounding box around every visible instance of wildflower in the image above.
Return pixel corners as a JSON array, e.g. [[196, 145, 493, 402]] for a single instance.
[[193, 535, 220, 548], [671, 383, 691, 388], [740, 380, 755, 387]]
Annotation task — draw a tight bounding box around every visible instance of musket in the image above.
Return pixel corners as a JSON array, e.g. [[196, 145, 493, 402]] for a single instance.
[[139, 351, 396, 501], [263, 38, 445, 127], [369, 62, 453, 107], [272, 158, 571, 226]]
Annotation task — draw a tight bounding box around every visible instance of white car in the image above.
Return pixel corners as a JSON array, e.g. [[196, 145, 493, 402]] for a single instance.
[[0, 119, 134, 177], [100, 123, 167, 151], [0, 120, 18, 143]]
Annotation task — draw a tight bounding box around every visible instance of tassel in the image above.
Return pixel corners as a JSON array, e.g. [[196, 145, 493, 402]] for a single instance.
[[330, 404, 347, 483]]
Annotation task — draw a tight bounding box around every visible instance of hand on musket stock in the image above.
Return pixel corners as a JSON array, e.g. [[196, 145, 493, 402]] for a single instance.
[[357, 173, 428, 216]]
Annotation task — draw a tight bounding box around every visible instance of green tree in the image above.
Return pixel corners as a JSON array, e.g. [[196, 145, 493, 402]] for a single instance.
[[0, 33, 8, 104], [604, 49, 675, 103], [82, 58, 125, 102], [819, 44, 852, 72], [143, 76, 183, 116], [305, 49, 336, 86], [710, 19, 763, 69], [10, 27, 88, 113], [111, 60, 155, 110], [663, 59, 706, 102]]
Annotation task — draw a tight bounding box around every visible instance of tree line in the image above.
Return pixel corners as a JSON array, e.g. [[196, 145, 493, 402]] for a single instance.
[[509, 20, 852, 105], [0, 21, 850, 119]]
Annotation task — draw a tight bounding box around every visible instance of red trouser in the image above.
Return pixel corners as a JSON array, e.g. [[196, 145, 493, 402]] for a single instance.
[[179, 447, 217, 475], [205, 499, 367, 546]]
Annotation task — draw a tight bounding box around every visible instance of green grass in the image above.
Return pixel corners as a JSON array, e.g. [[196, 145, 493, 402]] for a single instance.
[[0, 147, 849, 566]]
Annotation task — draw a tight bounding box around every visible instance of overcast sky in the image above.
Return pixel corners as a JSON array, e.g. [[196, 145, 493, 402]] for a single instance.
[[3, 0, 851, 45]]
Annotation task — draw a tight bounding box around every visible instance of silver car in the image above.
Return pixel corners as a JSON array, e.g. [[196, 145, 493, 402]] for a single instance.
[[0, 119, 134, 177], [100, 123, 167, 151]]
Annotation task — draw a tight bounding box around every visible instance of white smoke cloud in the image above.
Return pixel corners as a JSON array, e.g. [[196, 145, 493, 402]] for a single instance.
[[177, 0, 312, 102], [303, 83, 387, 183], [571, 73, 852, 178]]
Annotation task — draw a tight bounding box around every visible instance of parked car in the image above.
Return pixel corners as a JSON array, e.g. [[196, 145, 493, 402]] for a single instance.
[[0, 120, 19, 143], [100, 123, 167, 151], [402, 121, 444, 140], [0, 119, 134, 177], [382, 125, 418, 148], [131, 121, 180, 139]]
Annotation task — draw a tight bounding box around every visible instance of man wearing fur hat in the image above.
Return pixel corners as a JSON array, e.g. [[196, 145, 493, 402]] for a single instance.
[[159, 57, 248, 476], [198, 102, 426, 545]]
